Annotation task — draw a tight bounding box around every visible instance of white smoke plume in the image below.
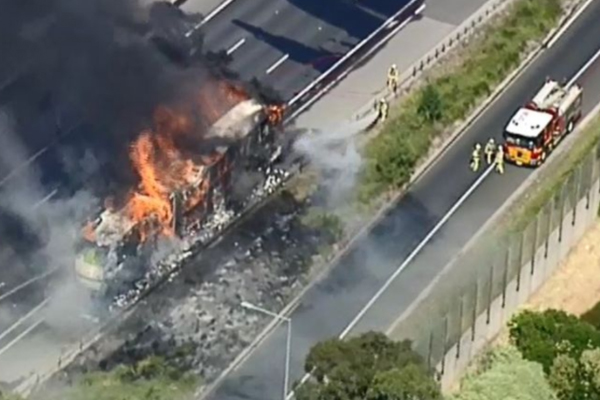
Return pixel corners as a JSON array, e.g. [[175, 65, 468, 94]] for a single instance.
[[293, 117, 371, 210]]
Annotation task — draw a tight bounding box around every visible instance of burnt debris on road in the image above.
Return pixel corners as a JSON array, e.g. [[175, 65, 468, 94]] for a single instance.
[[55, 189, 337, 384]]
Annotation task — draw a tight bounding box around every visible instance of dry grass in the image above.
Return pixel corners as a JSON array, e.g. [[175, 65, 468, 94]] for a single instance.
[[494, 220, 600, 346]]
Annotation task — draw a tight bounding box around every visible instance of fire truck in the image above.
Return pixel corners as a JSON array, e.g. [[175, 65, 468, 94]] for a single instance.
[[503, 78, 583, 167]]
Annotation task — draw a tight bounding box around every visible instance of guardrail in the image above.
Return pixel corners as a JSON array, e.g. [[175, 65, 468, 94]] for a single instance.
[[352, 0, 520, 120], [285, 0, 425, 111]]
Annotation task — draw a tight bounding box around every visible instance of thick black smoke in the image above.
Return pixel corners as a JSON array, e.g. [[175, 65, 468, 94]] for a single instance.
[[1, 0, 208, 188], [0, 0, 205, 284]]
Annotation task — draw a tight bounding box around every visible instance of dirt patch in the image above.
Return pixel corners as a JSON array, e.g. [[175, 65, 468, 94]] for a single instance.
[[494, 220, 600, 346], [526, 222, 600, 314]]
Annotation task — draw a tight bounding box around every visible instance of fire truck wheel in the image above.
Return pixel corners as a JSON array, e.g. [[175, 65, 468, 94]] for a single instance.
[[567, 120, 574, 133], [541, 151, 547, 164]]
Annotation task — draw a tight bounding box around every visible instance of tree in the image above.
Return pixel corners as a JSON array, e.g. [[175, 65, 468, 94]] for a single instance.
[[549, 348, 600, 400], [548, 353, 580, 400], [366, 364, 441, 400], [297, 332, 440, 400], [417, 84, 443, 123], [508, 309, 600, 373], [43, 357, 196, 400], [450, 346, 556, 400]]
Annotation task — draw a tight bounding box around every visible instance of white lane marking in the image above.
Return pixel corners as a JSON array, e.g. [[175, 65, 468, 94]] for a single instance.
[[286, 4, 425, 122], [266, 54, 290, 74], [0, 318, 44, 357], [226, 38, 246, 55], [547, 0, 596, 48], [0, 299, 49, 343], [0, 121, 79, 190], [0, 269, 58, 303], [0, 146, 48, 188], [284, 165, 495, 398], [287, 10, 600, 399], [32, 189, 58, 209], [339, 167, 494, 338], [286, 0, 425, 107], [184, 0, 237, 37], [568, 46, 600, 87]]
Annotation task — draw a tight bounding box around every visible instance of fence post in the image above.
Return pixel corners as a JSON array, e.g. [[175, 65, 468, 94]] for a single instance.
[[572, 169, 580, 226], [530, 215, 539, 275], [544, 199, 552, 258], [558, 184, 566, 242], [427, 330, 434, 370], [441, 315, 449, 375], [456, 296, 464, 359], [515, 234, 523, 292], [471, 281, 478, 341], [487, 263, 494, 324], [502, 246, 509, 308]]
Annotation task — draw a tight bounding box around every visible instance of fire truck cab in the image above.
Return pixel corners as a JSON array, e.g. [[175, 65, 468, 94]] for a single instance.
[[503, 78, 582, 167]]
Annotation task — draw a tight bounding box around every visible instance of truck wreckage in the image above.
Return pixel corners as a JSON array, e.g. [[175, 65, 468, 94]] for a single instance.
[[73, 84, 288, 304]]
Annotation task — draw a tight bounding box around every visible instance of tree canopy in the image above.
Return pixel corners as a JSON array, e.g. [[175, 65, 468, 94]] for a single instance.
[[296, 331, 440, 400], [549, 347, 600, 400], [450, 346, 556, 400], [508, 309, 600, 373]]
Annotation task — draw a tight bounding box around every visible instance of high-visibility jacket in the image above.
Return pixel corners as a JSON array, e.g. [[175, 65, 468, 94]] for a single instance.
[[388, 66, 399, 81]]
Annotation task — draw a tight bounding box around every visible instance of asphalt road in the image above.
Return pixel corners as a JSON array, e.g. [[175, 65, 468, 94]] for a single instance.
[[0, 0, 474, 386], [192, 0, 411, 100], [209, 2, 600, 400]]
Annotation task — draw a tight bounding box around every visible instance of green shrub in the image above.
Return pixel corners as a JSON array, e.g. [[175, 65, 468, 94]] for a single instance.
[[509, 309, 600, 373], [549, 348, 600, 400], [46, 357, 196, 400], [296, 332, 440, 400], [450, 346, 556, 400]]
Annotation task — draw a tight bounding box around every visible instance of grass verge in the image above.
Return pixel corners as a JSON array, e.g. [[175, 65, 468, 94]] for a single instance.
[[359, 0, 564, 203], [506, 112, 600, 231]]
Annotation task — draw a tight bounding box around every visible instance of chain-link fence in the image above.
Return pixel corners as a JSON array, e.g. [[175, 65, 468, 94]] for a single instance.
[[390, 141, 600, 388]]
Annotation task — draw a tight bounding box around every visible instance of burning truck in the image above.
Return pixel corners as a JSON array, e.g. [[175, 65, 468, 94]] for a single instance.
[[73, 81, 286, 299]]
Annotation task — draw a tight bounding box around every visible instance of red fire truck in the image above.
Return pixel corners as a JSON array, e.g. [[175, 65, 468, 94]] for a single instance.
[[503, 78, 583, 167]]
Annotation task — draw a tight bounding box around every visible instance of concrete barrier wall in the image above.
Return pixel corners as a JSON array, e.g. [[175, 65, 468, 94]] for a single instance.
[[434, 157, 600, 391]]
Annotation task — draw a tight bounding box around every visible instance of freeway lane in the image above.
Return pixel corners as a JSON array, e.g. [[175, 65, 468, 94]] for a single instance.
[[0, 0, 490, 387], [209, 2, 600, 399], [193, 0, 412, 99]]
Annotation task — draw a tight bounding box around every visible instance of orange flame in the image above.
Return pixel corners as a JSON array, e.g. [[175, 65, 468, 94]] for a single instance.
[[96, 81, 252, 243], [83, 222, 96, 242], [266, 104, 285, 125], [83, 80, 252, 244], [127, 131, 174, 239]]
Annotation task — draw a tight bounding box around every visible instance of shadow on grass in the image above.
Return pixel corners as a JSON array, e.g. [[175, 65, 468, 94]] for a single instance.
[[582, 301, 600, 329]]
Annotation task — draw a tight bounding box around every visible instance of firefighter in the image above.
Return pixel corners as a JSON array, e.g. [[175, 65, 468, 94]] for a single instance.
[[267, 105, 284, 125], [484, 138, 495, 165], [387, 64, 399, 94], [495, 145, 505, 174], [470, 143, 482, 172], [376, 98, 389, 123]]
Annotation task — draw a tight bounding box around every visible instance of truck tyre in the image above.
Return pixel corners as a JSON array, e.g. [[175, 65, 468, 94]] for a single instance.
[[567, 120, 574, 133]]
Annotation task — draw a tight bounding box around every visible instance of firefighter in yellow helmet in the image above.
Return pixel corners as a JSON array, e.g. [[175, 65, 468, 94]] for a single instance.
[[495, 144, 505, 174], [470, 143, 482, 172], [387, 64, 399, 95], [484, 138, 495, 165], [376, 98, 389, 123]]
